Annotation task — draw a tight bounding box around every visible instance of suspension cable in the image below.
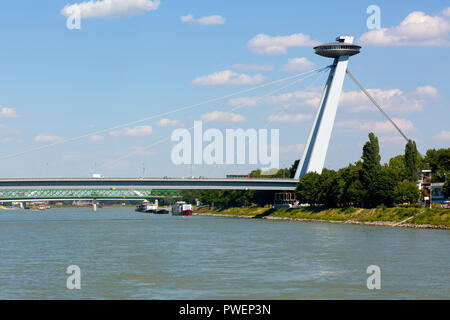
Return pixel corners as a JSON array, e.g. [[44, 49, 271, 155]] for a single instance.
[[101, 67, 330, 169], [0, 66, 331, 161], [346, 69, 410, 142]]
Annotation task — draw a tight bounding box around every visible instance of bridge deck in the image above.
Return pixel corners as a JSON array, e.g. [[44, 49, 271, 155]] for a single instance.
[[0, 177, 298, 191]]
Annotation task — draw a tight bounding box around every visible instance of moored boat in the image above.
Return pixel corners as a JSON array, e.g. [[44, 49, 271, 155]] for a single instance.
[[135, 200, 158, 213], [172, 201, 193, 216]]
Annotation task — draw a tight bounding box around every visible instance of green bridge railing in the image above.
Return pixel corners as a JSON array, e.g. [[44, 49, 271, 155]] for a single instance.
[[0, 189, 181, 201]]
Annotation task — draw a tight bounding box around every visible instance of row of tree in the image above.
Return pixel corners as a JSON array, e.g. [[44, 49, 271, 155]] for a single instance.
[[181, 133, 449, 209], [297, 133, 449, 207]]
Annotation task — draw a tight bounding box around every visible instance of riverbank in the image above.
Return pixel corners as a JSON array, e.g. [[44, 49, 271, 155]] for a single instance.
[[194, 207, 450, 230]]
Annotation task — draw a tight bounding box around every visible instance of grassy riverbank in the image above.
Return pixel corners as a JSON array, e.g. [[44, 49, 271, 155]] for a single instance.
[[196, 206, 450, 229]]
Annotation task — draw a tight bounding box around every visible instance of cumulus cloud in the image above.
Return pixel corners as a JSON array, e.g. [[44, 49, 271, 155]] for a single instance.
[[228, 87, 322, 109], [360, 118, 415, 133], [336, 118, 415, 134], [156, 118, 182, 127], [359, 8, 450, 46], [34, 134, 63, 143], [228, 85, 437, 115], [200, 111, 247, 123], [247, 33, 319, 54], [267, 113, 313, 123], [180, 14, 226, 25], [281, 57, 315, 72], [110, 125, 153, 136], [339, 87, 433, 113], [191, 70, 266, 85], [379, 136, 407, 144], [61, 0, 160, 19], [231, 64, 273, 72], [0, 106, 19, 118], [413, 85, 439, 98], [435, 130, 450, 140]]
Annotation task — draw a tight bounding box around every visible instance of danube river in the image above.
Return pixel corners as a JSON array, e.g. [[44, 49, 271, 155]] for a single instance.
[[0, 207, 448, 299]]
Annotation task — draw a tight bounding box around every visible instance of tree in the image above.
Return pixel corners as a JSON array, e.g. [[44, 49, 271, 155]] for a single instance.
[[368, 166, 397, 207], [181, 190, 201, 204], [424, 148, 450, 182], [296, 172, 321, 206], [336, 161, 363, 207], [289, 159, 300, 178], [163, 195, 176, 206], [360, 133, 382, 207], [317, 169, 339, 207], [404, 140, 420, 182], [394, 180, 420, 204], [389, 155, 406, 181]]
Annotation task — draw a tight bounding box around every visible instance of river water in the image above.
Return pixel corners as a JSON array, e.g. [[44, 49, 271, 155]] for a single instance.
[[0, 207, 448, 299]]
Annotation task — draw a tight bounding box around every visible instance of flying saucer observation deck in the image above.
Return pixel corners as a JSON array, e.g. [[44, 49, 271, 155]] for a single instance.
[[314, 42, 361, 58]]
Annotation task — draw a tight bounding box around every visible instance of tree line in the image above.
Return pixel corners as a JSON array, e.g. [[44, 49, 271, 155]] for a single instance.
[[182, 132, 449, 209]]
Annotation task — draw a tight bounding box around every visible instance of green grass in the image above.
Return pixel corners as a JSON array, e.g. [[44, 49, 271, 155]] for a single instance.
[[201, 207, 450, 227]]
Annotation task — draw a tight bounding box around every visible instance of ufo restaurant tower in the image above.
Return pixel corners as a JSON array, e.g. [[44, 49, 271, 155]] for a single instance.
[[294, 35, 361, 179]]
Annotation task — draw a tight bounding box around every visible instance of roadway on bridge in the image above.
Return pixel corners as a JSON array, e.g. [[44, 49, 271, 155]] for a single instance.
[[0, 177, 298, 191]]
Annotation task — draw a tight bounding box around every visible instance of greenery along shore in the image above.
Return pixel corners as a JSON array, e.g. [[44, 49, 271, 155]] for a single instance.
[[183, 133, 449, 228], [197, 207, 449, 228], [182, 133, 449, 210]]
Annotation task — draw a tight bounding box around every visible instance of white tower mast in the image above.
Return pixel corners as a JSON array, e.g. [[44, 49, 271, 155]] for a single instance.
[[295, 35, 361, 179]]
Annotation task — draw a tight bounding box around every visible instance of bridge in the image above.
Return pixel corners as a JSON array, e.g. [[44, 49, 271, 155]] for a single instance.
[[0, 35, 410, 207], [0, 177, 297, 202]]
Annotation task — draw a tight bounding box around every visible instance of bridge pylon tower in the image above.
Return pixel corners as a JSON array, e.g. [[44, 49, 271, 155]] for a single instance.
[[295, 35, 361, 179]]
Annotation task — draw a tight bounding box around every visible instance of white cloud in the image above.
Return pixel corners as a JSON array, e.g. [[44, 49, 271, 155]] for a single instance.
[[379, 136, 406, 144], [228, 85, 436, 114], [61, 0, 160, 19], [280, 144, 305, 153], [413, 85, 439, 98], [200, 111, 247, 123], [360, 118, 415, 133], [247, 33, 319, 55], [191, 70, 266, 85], [359, 9, 450, 46], [34, 134, 63, 143], [337, 118, 415, 134], [181, 14, 226, 25], [0, 137, 13, 144], [228, 87, 322, 109], [110, 125, 153, 136], [231, 64, 273, 72], [267, 113, 313, 123], [0, 106, 19, 118], [339, 87, 429, 113], [156, 118, 182, 127], [435, 130, 450, 140], [281, 57, 315, 72]]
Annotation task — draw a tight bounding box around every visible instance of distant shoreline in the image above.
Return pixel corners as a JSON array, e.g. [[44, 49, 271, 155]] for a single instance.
[[194, 207, 450, 230]]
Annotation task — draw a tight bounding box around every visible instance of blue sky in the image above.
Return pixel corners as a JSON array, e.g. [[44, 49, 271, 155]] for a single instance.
[[0, 0, 448, 178]]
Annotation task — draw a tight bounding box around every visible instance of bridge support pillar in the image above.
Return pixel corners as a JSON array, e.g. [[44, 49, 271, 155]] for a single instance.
[[295, 35, 357, 179], [92, 199, 97, 212]]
